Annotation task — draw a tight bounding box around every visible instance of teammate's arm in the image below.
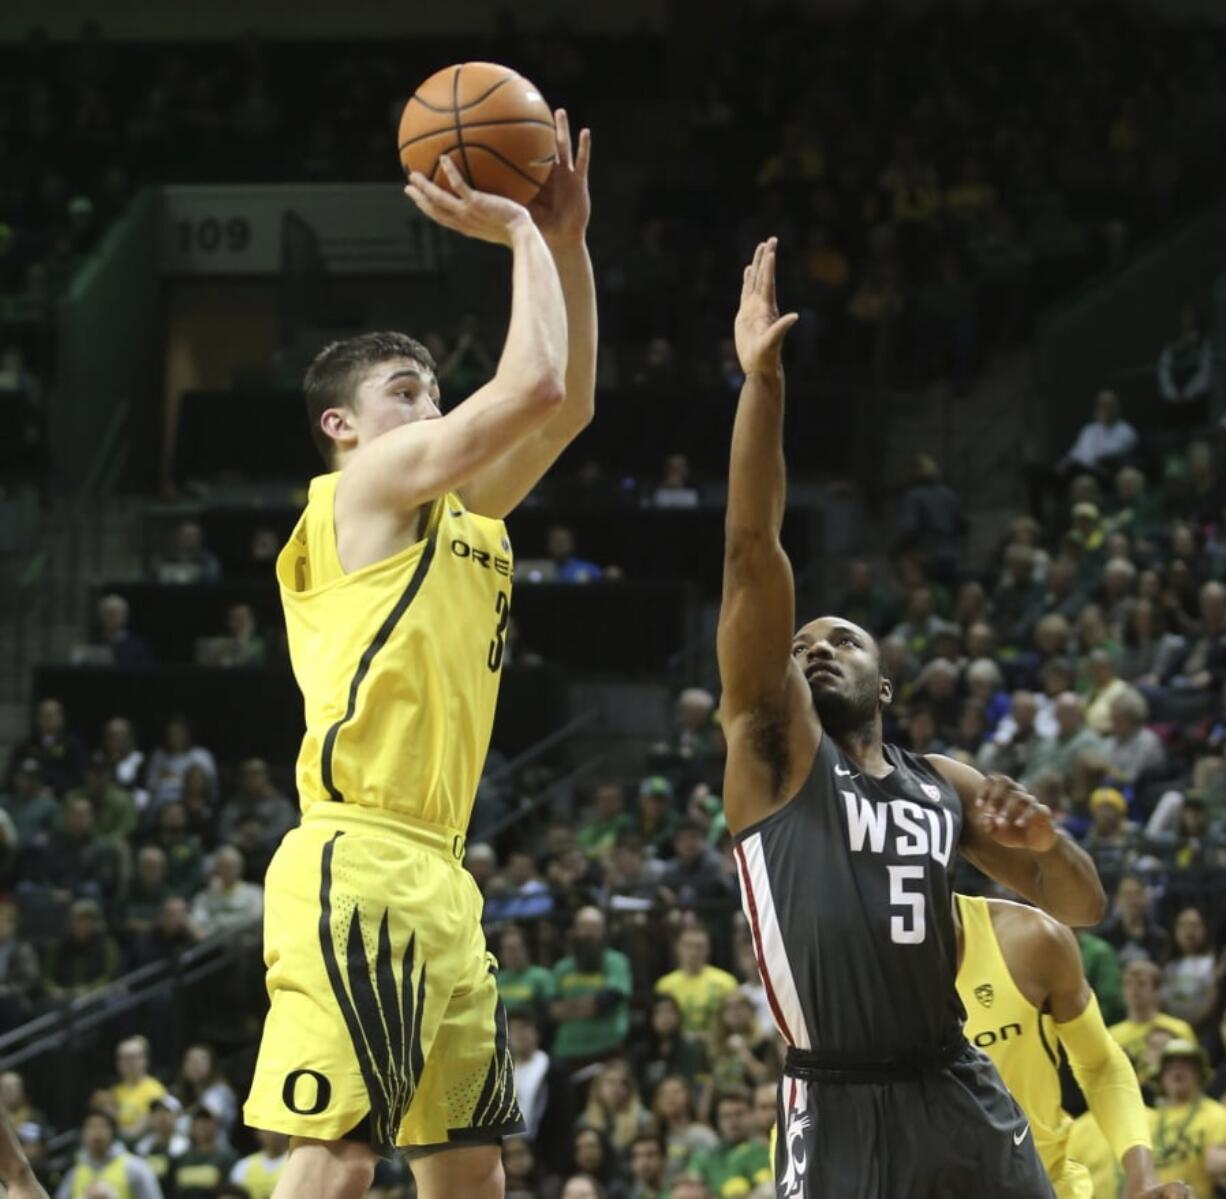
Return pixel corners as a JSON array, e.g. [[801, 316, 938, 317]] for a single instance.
[[461, 111, 596, 519], [1035, 915, 1183, 1199], [0, 1102, 48, 1199], [340, 160, 568, 516], [717, 239, 809, 829], [930, 756, 1106, 926]]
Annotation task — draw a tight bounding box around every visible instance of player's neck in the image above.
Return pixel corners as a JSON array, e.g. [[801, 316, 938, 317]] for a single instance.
[[834, 724, 890, 776]]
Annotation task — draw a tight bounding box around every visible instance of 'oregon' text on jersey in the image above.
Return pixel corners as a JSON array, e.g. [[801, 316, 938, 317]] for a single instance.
[[276, 474, 511, 831]]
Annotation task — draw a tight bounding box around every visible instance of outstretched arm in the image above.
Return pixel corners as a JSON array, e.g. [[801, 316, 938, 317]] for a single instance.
[[1037, 917, 1182, 1199], [0, 1102, 48, 1199], [461, 110, 596, 518], [339, 158, 568, 518], [717, 239, 809, 827], [932, 755, 1106, 926]]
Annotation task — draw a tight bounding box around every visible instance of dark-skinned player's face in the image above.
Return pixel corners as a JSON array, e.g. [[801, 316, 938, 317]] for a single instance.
[[791, 617, 891, 735]]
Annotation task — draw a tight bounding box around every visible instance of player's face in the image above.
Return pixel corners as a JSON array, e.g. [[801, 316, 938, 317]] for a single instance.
[[349, 357, 441, 446], [792, 617, 890, 734]]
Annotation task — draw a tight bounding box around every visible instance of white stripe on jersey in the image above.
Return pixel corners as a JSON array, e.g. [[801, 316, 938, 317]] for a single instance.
[[738, 831, 811, 1049]]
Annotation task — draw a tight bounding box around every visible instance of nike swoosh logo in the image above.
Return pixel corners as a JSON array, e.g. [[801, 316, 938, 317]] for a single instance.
[[1013, 1125, 1030, 1146], [834, 766, 860, 778], [450, 510, 464, 517]]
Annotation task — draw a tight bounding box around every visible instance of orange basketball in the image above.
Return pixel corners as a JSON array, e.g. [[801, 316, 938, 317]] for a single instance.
[[397, 62, 556, 206]]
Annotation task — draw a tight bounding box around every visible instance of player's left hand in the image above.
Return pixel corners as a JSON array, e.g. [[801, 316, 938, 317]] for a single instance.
[[973, 774, 1058, 853], [528, 108, 591, 244]]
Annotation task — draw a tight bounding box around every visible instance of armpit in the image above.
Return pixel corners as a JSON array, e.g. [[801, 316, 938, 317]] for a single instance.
[[749, 702, 790, 797]]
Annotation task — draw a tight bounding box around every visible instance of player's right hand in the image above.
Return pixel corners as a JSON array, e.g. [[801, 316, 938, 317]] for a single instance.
[[405, 157, 533, 247], [734, 237, 798, 375], [1130, 1183, 1193, 1198]]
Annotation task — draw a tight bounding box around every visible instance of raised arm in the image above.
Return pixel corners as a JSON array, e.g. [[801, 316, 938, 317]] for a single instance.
[[717, 240, 810, 826], [461, 110, 597, 518], [931, 755, 1106, 926], [340, 158, 568, 516], [0, 1102, 48, 1199]]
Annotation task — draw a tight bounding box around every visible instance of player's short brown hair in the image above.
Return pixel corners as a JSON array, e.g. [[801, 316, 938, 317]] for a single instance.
[[303, 331, 437, 468]]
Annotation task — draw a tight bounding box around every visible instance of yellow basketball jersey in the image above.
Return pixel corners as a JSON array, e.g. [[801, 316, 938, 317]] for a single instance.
[[955, 895, 1076, 1183], [277, 474, 512, 833]]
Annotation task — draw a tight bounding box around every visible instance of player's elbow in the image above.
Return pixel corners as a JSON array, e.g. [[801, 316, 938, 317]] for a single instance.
[[524, 371, 566, 415]]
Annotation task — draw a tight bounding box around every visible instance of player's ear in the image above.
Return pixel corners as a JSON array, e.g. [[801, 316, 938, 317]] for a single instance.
[[879, 675, 893, 708], [320, 406, 357, 452]]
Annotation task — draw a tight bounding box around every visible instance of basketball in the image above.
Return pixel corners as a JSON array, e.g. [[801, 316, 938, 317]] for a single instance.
[[397, 62, 556, 206]]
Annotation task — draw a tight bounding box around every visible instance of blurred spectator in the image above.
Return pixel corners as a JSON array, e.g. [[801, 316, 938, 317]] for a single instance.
[[1102, 688, 1166, 785], [0, 1072, 45, 1128], [627, 1131, 668, 1199], [687, 1087, 770, 1197], [706, 987, 780, 1103], [604, 834, 666, 912], [654, 928, 737, 1037], [1082, 788, 1139, 896], [172, 1045, 237, 1133], [1100, 874, 1173, 966], [1160, 907, 1218, 1032], [179, 766, 218, 846], [1158, 303, 1213, 430], [658, 823, 734, 916], [134, 1096, 188, 1190], [834, 560, 899, 637], [124, 847, 171, 942], [1109, 959, 1196, 1085], [0, 901, 40, 1031], [650, 1075, 717, 1186], [650, 454, 699, 509], [1060, 390, 1138, 476], [486, 851, 556, 924], [217, 760, 296, 848], [503, 1135, 558, 1199], [5, 698, 87, 795], [81, 594, 154, 670], [1147, 1039, 1226, 1195], [1166, 581, 1226, 694], [57, 1110, 162, 1199], [44, 899, 120, 1001], [41, 796, 122, 909], [496, 926, 555, 1024], [202, 604, 267, 668], [893, 455, 966, 584], [167, 1103, 236, 1199], [1021, 693, 1105, 786], [627, 778, 679, 856], [190, 847, 263, 936], [1, 759, 59, 847], [100, 717, 148, 809], [146, 717, 217, 808], [154, 521, 221, 584], [149, 802, 205, 898], [1117, 599, 1185, 685], [65, 752, 137, 844], [510, 1010, 551, 1140], [581, 1060, 652, 1154], [550, 907, 632, 1067], [548, 526, 603, 584], [664, 689, 724, 791], [110, 1037, 167, 1142], [568, 1127, 628, 1199], [577, 784, 631, 861], [1084, 650, 1130, 734], [633, 994, 709, 1101], [978, 691, 1041, 777], [133, 898, 204, 967]]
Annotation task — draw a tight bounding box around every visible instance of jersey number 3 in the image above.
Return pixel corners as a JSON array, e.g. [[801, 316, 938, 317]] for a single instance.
[[889, 865, 926, 944], [488, 590, 510, 672]]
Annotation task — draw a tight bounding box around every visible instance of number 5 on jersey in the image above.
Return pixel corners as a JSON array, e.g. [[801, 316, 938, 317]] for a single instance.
[[889, 865, 926, 944], [488, 590, 510, 672]]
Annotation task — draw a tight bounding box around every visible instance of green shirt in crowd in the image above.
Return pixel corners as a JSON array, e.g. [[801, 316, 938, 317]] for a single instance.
[[689, 1138, 772, 1198], [576, 814, 630, 858], [1078, 929, 1125, 1025], [170, 1146, 238, 1199], [497, 964, 555, 1018], [550, 948, 632, 1061]]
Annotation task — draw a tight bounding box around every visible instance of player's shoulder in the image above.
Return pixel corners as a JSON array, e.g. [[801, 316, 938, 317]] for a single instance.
[[986, 897, 1080, 978]]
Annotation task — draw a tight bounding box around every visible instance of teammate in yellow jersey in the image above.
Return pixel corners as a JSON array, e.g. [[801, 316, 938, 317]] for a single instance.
[[954, 894, 1190, 1199], [244, 112, 596, 1199]]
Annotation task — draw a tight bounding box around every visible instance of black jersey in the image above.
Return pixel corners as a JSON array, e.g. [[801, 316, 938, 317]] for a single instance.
[[733, 732, 965, 1057]]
